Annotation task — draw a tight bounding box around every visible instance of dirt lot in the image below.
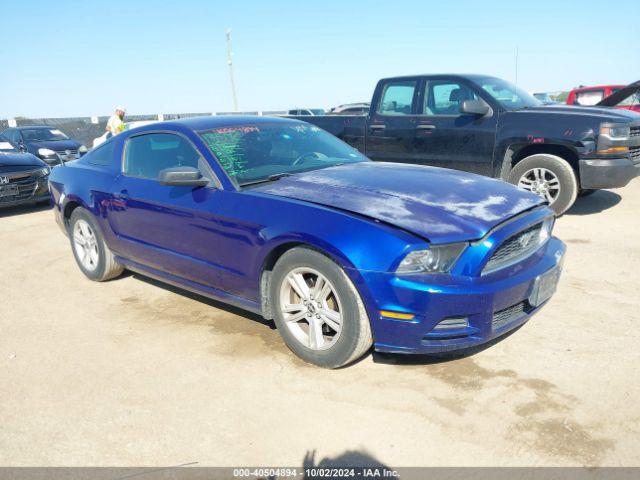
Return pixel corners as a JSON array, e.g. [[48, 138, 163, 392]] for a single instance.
[[1, 184, 639, 468]]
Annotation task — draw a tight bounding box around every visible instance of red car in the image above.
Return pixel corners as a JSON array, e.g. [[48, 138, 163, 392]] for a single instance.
[[566, 81, 640, 112]]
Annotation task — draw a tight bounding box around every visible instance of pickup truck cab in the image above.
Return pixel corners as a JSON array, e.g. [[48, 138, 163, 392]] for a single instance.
[[292, 74, 640, 214]]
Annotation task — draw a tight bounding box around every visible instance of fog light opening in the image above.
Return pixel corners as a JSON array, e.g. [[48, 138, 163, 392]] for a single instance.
[[433, 316, 469, 331]]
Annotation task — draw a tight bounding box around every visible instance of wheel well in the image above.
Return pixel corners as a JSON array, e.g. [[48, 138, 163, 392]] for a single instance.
[[511, 144, 579, 173], [259, 242, 306, 320], [62, 201, 81, 232]]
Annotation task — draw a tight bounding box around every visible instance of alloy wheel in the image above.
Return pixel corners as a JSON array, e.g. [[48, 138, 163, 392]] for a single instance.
[[279, 267, 343, 351], [73, 219, 99, 272], [518, 167, 561, 203]]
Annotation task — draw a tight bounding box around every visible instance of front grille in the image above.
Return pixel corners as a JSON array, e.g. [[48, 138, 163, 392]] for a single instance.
[[483, 223, 543, 273], [630, 146, 640, 165], [492, 301, 528, 330], [630, 126, 640, 138], [55, 149, 79, 161], [0, 169, 40, 204]]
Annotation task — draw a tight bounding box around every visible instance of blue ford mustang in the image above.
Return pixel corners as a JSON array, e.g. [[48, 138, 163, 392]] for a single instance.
[[49, 116, 565, 368]]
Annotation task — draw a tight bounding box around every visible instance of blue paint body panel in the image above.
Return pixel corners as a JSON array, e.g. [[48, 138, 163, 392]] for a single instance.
[[49, 116, 565, 355]]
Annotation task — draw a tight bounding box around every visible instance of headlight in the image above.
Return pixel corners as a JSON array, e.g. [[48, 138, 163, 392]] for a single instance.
[[38, 148, 57, 157], [540, 216, 554, 242], [79, 145, 88, 153], [35, 166, 50, 178], [396, 243, 466, 274], [599, 125, 630, 140]]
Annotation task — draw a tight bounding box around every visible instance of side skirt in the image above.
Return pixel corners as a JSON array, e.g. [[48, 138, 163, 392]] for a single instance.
[[116, 256, 263, 316]]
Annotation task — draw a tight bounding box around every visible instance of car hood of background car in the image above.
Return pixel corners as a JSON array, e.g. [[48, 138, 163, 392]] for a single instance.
[[27, 139, 81, 151], [0, 152, 46, 167], [250, 162, 543, 244]]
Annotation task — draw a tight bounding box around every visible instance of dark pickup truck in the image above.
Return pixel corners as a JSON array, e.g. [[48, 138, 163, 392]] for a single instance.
[[292, 74, 640, 214]]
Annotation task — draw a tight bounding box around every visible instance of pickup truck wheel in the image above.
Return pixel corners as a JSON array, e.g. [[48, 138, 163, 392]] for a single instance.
[[270, 247, 373, 368], [508, 154, 578, 215], [69, 208, 124, 282]]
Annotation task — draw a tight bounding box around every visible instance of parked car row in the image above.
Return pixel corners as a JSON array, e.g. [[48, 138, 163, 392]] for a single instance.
[[4, 74, 639, 369], [0, 126, 88, 209]]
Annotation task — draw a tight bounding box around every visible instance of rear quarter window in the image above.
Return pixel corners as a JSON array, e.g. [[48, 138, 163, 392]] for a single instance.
[[84, 141, 115, 167]]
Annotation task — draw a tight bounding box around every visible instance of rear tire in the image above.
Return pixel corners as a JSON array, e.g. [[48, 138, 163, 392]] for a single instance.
[[69, 208, 124, 281], [508, 153, 578, 216], [270, 247, 373, 368]]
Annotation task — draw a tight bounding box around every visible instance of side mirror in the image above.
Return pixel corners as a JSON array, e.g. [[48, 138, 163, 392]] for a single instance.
[[158, 166, 209, 187], [460, 99, 490, 116]]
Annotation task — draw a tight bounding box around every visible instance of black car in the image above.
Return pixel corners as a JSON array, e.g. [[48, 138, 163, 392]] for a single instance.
[[0, 135, 51, 208], [1, 126, 87, 167]]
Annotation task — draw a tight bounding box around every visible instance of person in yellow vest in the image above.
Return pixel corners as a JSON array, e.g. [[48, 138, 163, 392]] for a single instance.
[[106, 106, 126, 136]]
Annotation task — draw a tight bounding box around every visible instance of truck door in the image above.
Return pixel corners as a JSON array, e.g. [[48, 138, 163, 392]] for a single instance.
[[413, 79, 497, 176], [365, 78, 422, 164]]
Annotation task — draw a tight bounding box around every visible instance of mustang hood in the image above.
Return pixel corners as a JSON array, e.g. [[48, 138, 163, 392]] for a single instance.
[[251, 162, 543, 243]]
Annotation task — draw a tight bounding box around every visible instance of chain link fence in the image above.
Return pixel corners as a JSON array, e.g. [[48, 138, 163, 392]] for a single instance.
[[0, 111, 287, 147]]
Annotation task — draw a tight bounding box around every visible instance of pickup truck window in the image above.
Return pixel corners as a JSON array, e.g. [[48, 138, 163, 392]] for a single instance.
[[476, 76, 541, 110], [575, 90, 604, 106], [377, 81, 416, 115], [425, 82, 477, 115]]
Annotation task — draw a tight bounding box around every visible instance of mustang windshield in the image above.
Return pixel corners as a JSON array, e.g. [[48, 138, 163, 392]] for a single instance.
[[199, 123, 368, 186], [477, 77, 542, 110]]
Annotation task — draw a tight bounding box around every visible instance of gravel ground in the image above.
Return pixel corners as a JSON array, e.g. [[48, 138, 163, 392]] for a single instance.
[[1, 184, 639, 468]]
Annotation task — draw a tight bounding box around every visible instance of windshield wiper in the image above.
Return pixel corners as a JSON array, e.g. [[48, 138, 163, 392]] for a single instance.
[[239, 172, 293, 187]]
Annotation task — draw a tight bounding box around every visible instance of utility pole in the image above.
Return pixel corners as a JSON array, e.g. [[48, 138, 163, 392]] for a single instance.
[[226, 28, 239, 112], [515, 45, 519, 87]]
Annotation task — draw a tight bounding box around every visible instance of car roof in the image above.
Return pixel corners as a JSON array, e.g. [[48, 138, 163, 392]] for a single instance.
[[570, 85, 626, 93], [156, 115, 302, 131], [379, 73, 496, 82]]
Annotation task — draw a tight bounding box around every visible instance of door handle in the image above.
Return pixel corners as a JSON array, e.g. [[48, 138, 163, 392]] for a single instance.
[[369, 124, 386, 130], [416, 124, 436, 130]]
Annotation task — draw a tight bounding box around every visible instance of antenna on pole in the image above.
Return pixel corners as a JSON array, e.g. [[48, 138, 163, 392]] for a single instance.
[[515, 45, 519, 87], [226, 28, 239, 112]]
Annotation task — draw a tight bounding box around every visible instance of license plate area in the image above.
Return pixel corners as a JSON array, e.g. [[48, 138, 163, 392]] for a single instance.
[[0, 184, 19, 198], [529, 264, 561, 307]]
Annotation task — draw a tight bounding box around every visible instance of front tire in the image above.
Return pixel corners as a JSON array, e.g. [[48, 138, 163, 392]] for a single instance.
[[69, 208, 124, 281], [508, 153, 578, 215], [270, 247, 373, 368]]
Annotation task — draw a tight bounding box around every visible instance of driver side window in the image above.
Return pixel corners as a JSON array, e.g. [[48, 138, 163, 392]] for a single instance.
[[425, 81, 478, 116], [123, 133, 211, 181]]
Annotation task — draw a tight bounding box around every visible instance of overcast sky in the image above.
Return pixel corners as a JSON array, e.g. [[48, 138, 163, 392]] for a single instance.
[[1, 0, 638, 118]]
